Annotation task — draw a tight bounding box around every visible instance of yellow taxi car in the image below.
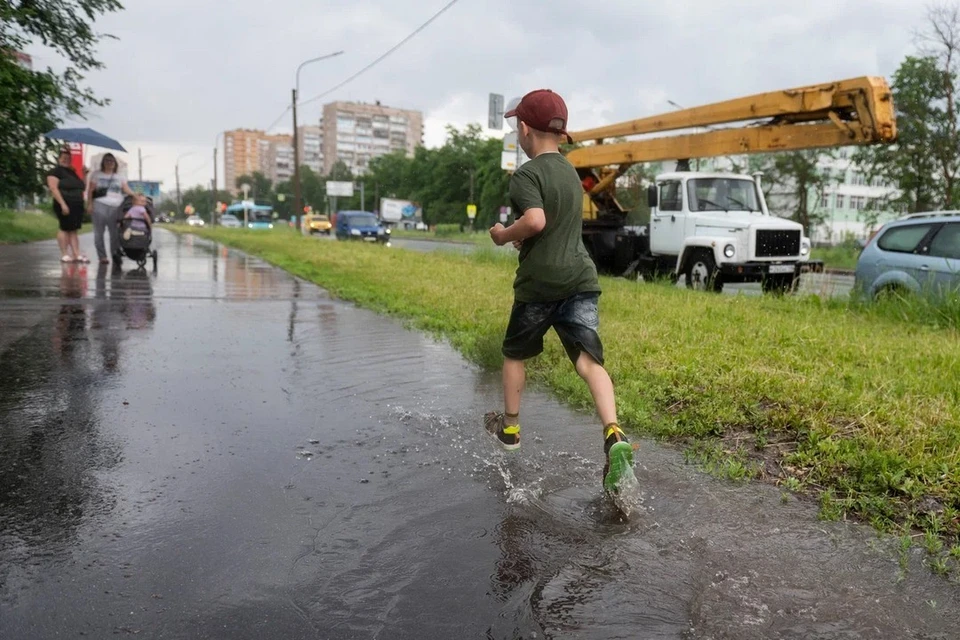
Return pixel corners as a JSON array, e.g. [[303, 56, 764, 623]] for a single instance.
[[304, 212, 332, 235]]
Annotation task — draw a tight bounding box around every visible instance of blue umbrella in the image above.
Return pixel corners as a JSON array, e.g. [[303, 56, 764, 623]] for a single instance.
[[44, 127, 127, 152]]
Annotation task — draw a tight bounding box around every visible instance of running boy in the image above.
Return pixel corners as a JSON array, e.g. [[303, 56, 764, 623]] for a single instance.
[[485, 89, 633, 493]]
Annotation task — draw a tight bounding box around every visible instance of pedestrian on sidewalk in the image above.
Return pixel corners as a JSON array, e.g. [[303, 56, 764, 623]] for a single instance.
[[85, 153, 133, 264], [45, 147, 88, 263], [485, 89, 634, 494]]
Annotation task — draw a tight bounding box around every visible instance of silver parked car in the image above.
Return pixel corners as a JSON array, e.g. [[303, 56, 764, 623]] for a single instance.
[[219, 214, 241, 228], [854, 211, 960, 300]]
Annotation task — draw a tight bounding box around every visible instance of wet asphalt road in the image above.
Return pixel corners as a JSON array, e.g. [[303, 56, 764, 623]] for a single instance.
[[1, 230, 958, 639], [387, 238, 856, 299]]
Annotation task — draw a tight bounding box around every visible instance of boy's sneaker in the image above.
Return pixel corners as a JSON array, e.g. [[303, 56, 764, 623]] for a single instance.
[[602, 424, 634, 494], [483, 411, 520, 451]]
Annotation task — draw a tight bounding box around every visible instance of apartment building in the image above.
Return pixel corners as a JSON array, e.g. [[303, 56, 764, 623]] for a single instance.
[[259, 134, 293, 185], [297, 125, 323, 176], [224, 129, 266, 195], [321, 101, 423, 175]]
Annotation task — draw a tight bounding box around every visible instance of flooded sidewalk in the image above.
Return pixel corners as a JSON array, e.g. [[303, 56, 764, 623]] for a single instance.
[[0, 230, 957, 639]]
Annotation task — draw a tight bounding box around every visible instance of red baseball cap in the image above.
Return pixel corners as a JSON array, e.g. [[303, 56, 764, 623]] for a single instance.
[[505, 89, 572, 143]]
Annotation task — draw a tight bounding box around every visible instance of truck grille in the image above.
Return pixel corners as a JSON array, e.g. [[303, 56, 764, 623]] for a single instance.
[[755, 229, 800, 258]]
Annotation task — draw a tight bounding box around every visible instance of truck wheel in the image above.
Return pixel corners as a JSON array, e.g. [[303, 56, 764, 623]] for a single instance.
[[684, 250, 723, 292], [762, 274, 796, 294]]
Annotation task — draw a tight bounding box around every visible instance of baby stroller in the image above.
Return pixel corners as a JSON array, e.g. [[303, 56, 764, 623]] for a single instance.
[[115, 195, 158, 271]]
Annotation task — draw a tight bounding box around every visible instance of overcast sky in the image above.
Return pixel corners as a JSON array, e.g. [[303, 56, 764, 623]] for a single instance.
[[28, 0, 934, 192]]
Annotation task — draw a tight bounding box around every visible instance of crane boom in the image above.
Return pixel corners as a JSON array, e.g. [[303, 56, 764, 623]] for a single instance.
[[566, 76, 896, 169]]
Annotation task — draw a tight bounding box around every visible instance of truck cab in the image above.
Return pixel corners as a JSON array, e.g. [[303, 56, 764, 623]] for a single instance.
[[647, 171, 812, 292]]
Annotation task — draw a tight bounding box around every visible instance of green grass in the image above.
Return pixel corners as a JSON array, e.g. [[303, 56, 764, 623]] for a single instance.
[[0, 209, 61, 244], [175, 226, 960, 544], [390, 228, 493, 245], [811, 245, 861, 271]]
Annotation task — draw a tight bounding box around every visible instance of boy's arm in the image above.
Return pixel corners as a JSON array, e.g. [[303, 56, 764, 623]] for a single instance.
[[490, 208, 545, 245]]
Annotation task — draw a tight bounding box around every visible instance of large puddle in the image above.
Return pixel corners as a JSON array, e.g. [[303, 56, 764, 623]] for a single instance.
[[0, 230, 954, 639]]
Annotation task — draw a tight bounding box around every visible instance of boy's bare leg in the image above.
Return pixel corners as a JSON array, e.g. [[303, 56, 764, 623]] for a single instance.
[[574, 351, 617, 427], [502, 357, 525, 423]]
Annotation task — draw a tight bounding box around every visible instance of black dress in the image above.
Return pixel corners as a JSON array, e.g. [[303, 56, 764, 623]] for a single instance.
[[46, 165, 86, 232]]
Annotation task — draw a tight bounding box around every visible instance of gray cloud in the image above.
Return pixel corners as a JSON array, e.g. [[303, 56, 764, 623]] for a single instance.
[[31, 0, 931, 189]]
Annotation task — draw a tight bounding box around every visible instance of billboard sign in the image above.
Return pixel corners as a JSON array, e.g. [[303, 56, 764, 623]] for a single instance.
[[128, 181, 162, 199], [326, 181, 354, 197], [380, 198, 421, 222]]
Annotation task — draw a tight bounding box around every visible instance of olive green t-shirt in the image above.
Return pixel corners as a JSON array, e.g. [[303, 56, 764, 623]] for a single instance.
[[509, 152, 600, 303]]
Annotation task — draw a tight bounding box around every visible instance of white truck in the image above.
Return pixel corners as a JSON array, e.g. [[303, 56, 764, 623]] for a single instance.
[[550, 75, 896, 293], [640, 171, 813, 292]]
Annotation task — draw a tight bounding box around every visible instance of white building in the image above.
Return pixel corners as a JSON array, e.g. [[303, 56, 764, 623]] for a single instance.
[[811, 148, 900, 244]]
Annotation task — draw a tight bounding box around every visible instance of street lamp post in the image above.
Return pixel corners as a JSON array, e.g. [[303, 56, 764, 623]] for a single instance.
[[292, 50, 344, 232], [137, 147, 156, 182], [667, 99, 702, 170], [175, 151, 195, 219]]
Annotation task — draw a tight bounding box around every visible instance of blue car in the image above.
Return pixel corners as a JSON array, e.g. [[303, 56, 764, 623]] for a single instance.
[[335, 210, 390, 244], [854, 211, 960, 300]]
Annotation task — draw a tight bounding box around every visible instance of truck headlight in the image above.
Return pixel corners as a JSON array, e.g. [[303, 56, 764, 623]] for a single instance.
[[800, 240, 810, 256], [723, 244, 736, 258]]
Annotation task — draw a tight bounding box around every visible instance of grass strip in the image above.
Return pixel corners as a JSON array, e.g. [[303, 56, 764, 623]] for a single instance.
[[0, 209, 60, 244], [176, 227, 960, 546]]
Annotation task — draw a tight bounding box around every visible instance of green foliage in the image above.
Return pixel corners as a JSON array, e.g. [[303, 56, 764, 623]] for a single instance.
[[338, 124, 509, 225], [0, 209, 60, 243], [854, 56, 954, 213], [234, 171, 273, 202], [0, 0, 124, 204]]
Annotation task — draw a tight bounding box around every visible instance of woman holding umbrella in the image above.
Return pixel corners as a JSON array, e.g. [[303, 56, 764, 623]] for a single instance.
[[46, 147, 88, 263], [85, 153, 133, 264]]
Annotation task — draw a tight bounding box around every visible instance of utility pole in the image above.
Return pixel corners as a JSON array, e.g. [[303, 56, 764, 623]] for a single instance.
[[360, 180, 365, 211], [293, 87, 302, 231], [211, 146, 218, 226], [138, 147, 143, 181], [175, 164, 181, 219]]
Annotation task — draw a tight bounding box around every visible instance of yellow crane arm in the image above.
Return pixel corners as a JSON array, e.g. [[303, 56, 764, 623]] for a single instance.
[[566, 76, 896, 169]]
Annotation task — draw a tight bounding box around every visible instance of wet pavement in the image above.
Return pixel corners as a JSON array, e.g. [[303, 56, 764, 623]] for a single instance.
[[1, 230, 958, 639]]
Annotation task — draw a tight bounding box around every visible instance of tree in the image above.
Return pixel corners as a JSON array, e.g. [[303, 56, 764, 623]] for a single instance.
[[178, 185, 232, 220], [855, 4, 960, 212], [233, 171, 272, 201], [854, 55, 952, 212], [234, 171, 273, 202], [917, 2, 960, 205], [0, 0, 124, 205]]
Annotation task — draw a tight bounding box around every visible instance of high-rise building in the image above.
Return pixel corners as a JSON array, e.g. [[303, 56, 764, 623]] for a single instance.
[[259, 133, 293, 186], [297, 125, 323, 176], [224, 128, 326, 194], [224, 129, 267, 195], [321, 101, 423, 175]]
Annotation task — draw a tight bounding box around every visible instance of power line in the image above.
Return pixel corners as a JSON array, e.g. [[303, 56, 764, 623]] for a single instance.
[[264, 0, 461, 132]]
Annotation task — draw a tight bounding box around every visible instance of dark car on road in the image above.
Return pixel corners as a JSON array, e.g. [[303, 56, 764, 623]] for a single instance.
[[335, 210, 390, 244]]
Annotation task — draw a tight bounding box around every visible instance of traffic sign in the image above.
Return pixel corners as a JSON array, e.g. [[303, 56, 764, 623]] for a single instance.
[[466, 204, 477, 219], [488, 93, 504, 130]]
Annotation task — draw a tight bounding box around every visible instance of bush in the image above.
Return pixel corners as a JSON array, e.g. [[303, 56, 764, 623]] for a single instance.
[[434, 224, 462, 237]]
